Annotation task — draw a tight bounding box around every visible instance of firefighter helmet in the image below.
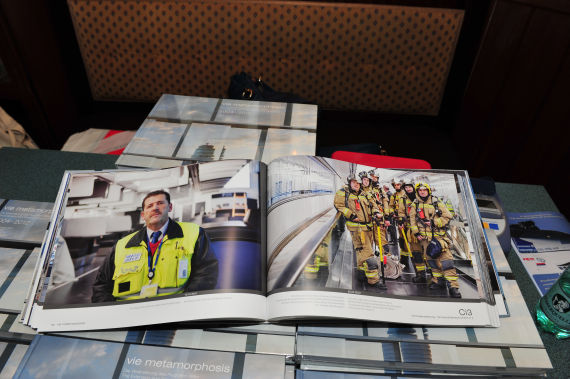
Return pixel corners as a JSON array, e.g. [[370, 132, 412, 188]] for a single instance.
[[415, 182, 431, 195], [368, 169, 378, 178], [358, 171, 369, 180], [347, 174, 358, 184], [391, 178, 404, 188]]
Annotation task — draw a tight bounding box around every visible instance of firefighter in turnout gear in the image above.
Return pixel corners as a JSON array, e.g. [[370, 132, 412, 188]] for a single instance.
[[359, 171, 389, 250], [388, 178, 412, 268], [409, 182, 461, 298], [388, 178, 406, 217], [398, 180, 426, 282], [334, 174, 385, 289], [303, 235, 330, 280], [368, 170, 390, 215]]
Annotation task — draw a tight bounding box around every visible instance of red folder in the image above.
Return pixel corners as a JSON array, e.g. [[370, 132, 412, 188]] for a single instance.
[[331, 151, 431, 169]]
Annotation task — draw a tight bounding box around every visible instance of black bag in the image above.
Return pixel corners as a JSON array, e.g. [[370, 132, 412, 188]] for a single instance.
[[426, 238, 443, 259], [228, 72, 310, 103]]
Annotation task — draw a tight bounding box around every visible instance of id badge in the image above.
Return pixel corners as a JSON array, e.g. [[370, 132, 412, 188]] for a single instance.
[[178, 258, 189, 279], [140, 283, 158, 298]]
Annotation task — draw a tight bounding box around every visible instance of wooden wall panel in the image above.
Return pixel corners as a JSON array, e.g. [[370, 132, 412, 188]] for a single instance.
[[0, 0, 84, 147], [454, 0, 532, 163], [476, 7, 570, 177], [508, 37, 570, 182], [456, 0, 570, 215]]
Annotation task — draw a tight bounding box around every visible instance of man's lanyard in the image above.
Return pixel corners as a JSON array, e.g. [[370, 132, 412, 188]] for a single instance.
[[147, 239, 165, 280]]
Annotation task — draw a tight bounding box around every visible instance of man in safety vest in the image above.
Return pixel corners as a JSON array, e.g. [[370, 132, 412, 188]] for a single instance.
[[92, 190, 218, 302], [409, 182, 461, 298], [334, 174, 386, 290]]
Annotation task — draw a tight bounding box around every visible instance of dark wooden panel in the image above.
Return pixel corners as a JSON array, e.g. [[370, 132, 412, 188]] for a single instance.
[[510, 49, 570, 184], [0, 0, 81, 147], [510, 0, 570, 13], [0, 6, 56, 146], [454, 1, 532, 160], [475, 8, 570, 178], [438, 0, 493, 132]]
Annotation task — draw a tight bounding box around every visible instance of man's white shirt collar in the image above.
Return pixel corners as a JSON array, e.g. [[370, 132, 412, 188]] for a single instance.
[[146, 219, 169, 242]]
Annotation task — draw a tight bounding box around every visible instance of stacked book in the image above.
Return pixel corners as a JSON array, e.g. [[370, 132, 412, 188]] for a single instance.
[[116, 94, 318, 169], [0, 96, 554, 377]]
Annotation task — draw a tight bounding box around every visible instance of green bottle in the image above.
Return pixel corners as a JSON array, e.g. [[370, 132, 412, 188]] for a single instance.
[[535, 267, 570, 339]]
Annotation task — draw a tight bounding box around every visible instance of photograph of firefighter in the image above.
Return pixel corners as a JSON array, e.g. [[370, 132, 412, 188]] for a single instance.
[[333, 174, 386, 290], [398, 180, 426, 283], [409, 182, 461, 298], [266, 156, 478, 299]]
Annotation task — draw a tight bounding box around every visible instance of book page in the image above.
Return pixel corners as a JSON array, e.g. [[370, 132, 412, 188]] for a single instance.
[[28, 161, 267, 331], [265, 156, 499, 327]]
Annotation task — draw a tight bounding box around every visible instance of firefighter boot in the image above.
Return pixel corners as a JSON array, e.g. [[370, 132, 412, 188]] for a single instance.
[[365, 257, 387, 290], [412, 271, 427, 283], [372, 281, 387, 290], [449, 287, 462, 298], [428, 280, 446, 290]]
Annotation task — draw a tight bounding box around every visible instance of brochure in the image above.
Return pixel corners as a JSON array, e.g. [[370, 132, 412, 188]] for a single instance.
[[116, 94, 317, 168], [24, 156, 500, 332], [0, 248, 38, 313], [0, 338, 30, 378], [0, 199, 53, 249], [14, 335, 285, 379], [295, 279, 550, 376], [508, 211, 570, 295]]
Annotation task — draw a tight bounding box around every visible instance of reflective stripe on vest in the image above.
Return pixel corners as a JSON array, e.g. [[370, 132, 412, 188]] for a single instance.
[[112, 222, 200, 300]]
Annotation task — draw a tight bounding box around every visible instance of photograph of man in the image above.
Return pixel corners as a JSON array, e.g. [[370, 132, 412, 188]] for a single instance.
[[92, 190, 218, 302]]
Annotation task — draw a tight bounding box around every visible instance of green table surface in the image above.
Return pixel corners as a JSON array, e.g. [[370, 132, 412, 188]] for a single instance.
[[1, 147, 567, 377], [0, 148, 117, 202], [495, 182, 568, 379]]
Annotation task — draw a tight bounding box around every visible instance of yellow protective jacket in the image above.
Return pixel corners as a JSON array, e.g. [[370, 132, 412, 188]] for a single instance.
[[388, 190, 406, 216], [92, 220, 218, 302], [398, 194, 415, 225], [408, 196, 452, 241], [365, 185, 389, 216], [334, 186, 380, 231]]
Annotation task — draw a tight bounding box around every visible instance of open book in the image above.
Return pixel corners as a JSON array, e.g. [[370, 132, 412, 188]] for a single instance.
[[23, 156, 500, 332]]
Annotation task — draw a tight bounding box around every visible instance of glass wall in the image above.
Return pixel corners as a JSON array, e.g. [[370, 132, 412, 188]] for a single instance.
[[267, 156, 335, 207]]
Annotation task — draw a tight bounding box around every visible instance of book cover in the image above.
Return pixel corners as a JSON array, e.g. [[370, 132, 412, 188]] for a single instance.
[[117, 95, 317, 168], [0, 200, 53, 248], [14, 335, 285, 379]]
